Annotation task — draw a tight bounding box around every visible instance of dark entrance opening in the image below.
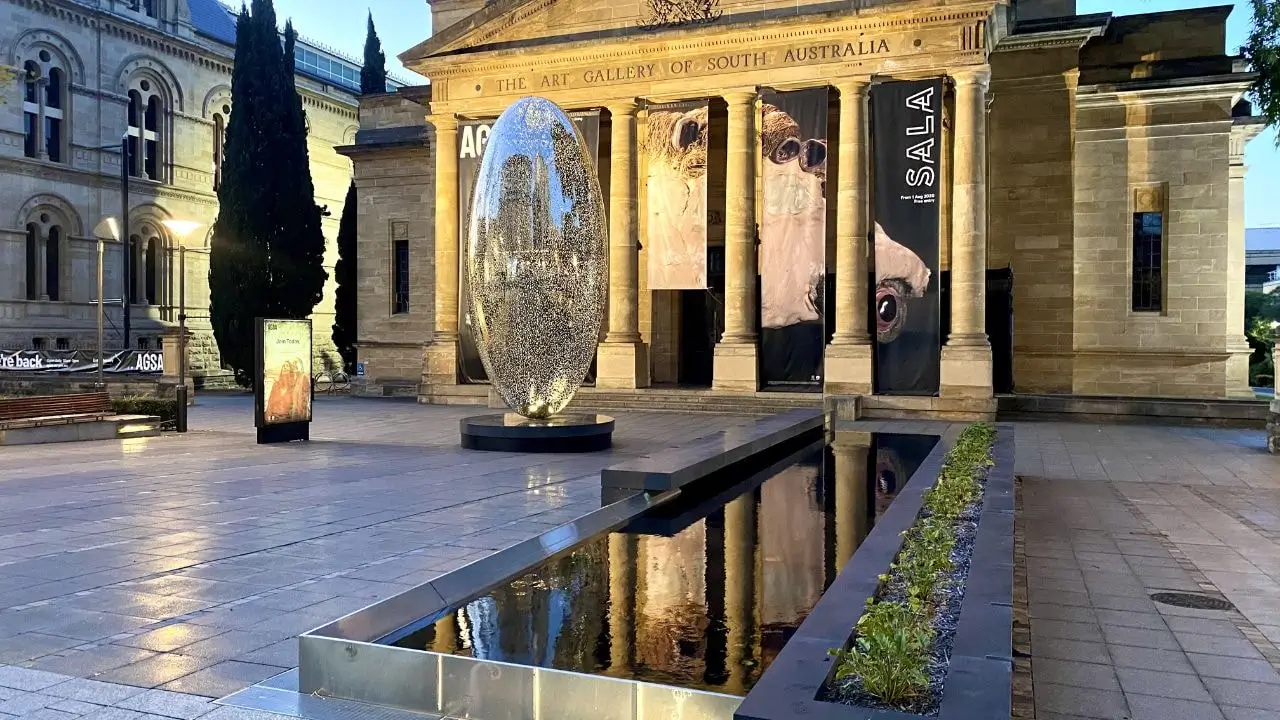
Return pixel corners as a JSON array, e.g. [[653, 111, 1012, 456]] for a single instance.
[[678, 245, 724, 386], [938, 267, 1015, 395]]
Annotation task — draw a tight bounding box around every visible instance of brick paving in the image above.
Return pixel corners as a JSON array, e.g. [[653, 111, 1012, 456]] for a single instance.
[[1019, 423, 1280, 720], [0, 396, 754, 715]]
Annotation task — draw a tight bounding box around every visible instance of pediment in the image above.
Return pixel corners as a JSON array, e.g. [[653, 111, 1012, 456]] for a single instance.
[[403, 0, 969, 68]]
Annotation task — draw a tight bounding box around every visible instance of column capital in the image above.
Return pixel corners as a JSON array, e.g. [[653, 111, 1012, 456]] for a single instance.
[[951, 66, 991, 92], [722, 89, 758, 107], [429, 113, 459, 133], [834, 77, 872, 97], [606, 99, 640, 117]]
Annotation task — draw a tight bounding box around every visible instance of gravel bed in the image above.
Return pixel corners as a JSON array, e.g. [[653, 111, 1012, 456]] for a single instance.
[[825, 467, 989, 716]]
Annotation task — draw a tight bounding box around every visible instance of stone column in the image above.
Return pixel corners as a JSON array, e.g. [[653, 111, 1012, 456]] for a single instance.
[[825, 79, 873, 396], [35, 77, 49, 162], [422, 113, 460, 394], [833, 433, 871, 569], [940, 67, 994, 399], [1227, 123, 1263, 397], [597, 100, 651, 389], [724, 493, 757, 693], [713, 90, 760, 393]]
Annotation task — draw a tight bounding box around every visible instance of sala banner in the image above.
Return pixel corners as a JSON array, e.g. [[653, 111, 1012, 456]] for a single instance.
[[456, 112, 601, 384], [870, 79, 943, 396], [760, 88, 828, 388]]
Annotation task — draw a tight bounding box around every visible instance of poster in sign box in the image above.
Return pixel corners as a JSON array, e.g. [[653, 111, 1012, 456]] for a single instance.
[[255, 318, 313, 434]]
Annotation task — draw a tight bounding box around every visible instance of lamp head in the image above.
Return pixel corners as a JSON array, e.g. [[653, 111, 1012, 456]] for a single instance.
[[161, 219, 202, 240], [92, 217, 119, 241]]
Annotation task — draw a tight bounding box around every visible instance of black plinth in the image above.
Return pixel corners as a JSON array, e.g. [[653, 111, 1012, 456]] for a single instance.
[[460, 413, 615, 452], [257, 421, 309, 444]]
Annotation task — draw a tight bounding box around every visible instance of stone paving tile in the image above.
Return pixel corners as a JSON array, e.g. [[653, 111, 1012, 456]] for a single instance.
[[43, 676, 147, 704], [1022, 422, 1280, 720], [114, 688, 217, 718], [159, 660, 286, 699]]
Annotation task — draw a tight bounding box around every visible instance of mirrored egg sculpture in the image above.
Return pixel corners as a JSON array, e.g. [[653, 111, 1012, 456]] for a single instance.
[[465, 97, 608, 419]]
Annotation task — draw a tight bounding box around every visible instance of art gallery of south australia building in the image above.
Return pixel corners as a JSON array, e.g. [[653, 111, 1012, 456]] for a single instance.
[[339, 0, 1267, 422]]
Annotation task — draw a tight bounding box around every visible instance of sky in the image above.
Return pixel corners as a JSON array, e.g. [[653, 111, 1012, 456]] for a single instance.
[[271, 0, 1278, 228]]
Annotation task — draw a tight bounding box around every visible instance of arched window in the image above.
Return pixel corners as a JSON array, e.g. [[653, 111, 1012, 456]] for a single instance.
[[22, 61, 39, 159], [46, 226, 61, 301], [212, 112, 225, 190], [126, 79, 164, 181], [144, 236, 159, 306], [24, 224, 39, 300], [143, 0, 156, 17], [21, 52, 68, 163]]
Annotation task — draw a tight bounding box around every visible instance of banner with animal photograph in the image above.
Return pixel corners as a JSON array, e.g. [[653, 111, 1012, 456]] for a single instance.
[[457, 112, 601, 384], [255, 318, 313, 427], [870, 79, 943, 396], [645, 101, 710, 290], [760, 89, 829, 388]]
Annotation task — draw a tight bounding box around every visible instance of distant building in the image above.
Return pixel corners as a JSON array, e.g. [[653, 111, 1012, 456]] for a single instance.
[[1247, 228, 1280, 294], [0, 0, 403, 379]]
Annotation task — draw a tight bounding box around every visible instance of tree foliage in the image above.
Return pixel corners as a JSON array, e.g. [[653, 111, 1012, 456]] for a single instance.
[[1246, 290, 1280, 386], [209, 0, 328, 385], [332, 180, 358, 373], [1244, 0, 1280, 137], [0, 65, 17, 104], [361, 13, 388, 95]]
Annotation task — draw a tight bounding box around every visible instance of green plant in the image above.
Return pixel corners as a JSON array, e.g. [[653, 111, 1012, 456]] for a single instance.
[[834, 600, 933, 704], [1243, 0, 1280, 141], [832, 422, 996, 709], [111, 396, 178, 424]]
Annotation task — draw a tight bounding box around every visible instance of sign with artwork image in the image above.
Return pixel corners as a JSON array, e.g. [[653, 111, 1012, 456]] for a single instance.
[[254, 318, 313, 428]]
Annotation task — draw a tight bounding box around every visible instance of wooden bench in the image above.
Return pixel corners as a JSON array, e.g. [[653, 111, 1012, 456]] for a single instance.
[[0, 392, 112, 423]]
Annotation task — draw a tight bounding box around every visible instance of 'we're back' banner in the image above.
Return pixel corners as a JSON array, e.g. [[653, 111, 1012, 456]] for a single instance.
[[0, 349, 163, 374]]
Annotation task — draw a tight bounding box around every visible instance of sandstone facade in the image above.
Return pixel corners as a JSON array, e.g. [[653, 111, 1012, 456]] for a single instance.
[[345, 0, 1265, 413], [0, 0, 362, 380]]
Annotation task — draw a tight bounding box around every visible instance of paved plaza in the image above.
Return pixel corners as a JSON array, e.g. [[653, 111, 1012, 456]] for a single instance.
[[0, 397, 1277, 719]]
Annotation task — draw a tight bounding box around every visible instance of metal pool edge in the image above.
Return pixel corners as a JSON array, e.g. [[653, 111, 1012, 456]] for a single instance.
[[734, 423, 1016, 720]]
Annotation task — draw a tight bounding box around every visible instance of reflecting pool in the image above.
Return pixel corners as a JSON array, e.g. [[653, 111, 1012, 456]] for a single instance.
[[390, 432, 938, 696]]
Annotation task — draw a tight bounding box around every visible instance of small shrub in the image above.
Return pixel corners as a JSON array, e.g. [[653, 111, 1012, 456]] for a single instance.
[[834, 600, 933, 704], [111, 396, 178, 425]]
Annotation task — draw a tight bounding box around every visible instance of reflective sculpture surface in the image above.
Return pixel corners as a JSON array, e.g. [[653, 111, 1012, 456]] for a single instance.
[[465, 97, 608, 419]]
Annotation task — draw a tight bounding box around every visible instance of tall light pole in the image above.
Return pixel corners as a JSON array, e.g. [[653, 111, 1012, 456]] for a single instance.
[[121, 134, 133, 350], [91, 216, 121, 390], [161, 219, 200, 433]]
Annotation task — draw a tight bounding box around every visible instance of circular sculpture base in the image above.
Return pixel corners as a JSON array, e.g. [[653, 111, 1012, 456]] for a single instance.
[[460, 413, 615, 453]]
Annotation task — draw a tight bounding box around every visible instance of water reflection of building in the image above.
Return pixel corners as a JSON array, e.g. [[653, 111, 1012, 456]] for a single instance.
[[403, 436, 935, 696]]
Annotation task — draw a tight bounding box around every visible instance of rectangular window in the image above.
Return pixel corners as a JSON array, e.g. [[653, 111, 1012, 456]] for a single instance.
[[55, 338, 69, 350], [1132, 211, 1164, 313], [393, 239, 410, 315]]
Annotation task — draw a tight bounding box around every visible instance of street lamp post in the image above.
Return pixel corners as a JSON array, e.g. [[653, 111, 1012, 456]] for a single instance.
[[121, 134, 132, 351], [91, 216, 120, 391]]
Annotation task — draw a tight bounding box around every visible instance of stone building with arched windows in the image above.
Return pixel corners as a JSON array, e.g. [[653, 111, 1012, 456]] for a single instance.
[[0, 0, 386, 379]]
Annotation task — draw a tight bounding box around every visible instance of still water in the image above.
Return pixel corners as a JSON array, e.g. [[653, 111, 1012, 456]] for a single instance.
[[391, 432, 938, 696]]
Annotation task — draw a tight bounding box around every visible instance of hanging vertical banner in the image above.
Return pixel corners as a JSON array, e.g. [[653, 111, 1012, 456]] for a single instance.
[[645, 102, 710, 290], [871, 79, 943, 396], [760, 89, 829, 388], [457, 111, 601, 383]]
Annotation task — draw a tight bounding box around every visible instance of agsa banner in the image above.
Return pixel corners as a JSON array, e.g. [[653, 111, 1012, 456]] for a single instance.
[[644, 101, 710, 290], [0, 349, 163, 374], [870, 79, 943, 396], [760, 89, 828, 388], [457, 112, 602, 384]]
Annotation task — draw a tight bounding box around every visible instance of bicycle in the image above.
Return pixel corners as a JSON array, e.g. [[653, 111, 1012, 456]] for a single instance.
[[312, 370, 351, 394]]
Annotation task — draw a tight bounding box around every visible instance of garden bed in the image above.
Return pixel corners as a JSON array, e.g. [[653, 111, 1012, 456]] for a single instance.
[[735, 423, 1015, 720]]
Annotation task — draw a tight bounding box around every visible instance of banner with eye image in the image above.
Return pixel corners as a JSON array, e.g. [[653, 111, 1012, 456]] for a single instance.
[[870, 79, 943, 396], [645, 101, 710, 290], [759, 89, 829, 388], [456, 112, 601, 384]]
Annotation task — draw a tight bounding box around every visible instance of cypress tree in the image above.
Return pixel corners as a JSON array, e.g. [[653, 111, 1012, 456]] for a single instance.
[[209, 0, 327, 385], [361, 13, 387, 95], [332, 180, 358, 373], [332, 15, 389, 373]]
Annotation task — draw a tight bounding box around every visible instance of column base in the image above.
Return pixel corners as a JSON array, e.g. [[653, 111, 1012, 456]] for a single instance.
[[712, 342, 759, 393], [824, 343, 873, 395], [420, 339, 459, 394], [595, 341, 651, 389], [940, 342, 993, 399]]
